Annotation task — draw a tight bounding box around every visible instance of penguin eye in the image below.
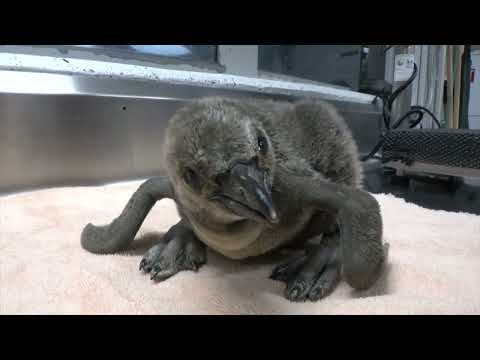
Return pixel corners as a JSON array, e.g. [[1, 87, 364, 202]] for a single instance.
[[214, 173, 227, 187], [257, 136, 268, 155], [183, 167, 200, 190]]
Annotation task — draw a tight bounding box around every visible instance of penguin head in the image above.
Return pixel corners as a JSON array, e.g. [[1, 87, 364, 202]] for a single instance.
[[164, 97, 278, 225]]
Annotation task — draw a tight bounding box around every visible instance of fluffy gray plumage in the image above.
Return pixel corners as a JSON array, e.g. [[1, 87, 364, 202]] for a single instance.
[[81, 97, 388, 302]]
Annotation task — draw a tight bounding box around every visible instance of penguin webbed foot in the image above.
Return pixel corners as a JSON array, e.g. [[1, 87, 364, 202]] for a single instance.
[[139, 221, 207, 282], [270, 233, 341, 302]]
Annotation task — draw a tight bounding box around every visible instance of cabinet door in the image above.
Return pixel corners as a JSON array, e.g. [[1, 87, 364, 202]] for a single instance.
[[468, 53, 480, 117]]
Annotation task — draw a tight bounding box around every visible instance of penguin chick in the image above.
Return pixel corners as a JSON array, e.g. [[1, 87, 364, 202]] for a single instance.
[[81, 97, 389, 302]]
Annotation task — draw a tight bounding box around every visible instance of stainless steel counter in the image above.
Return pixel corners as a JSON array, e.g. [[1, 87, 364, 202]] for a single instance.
[[0, 70, 382, 194]]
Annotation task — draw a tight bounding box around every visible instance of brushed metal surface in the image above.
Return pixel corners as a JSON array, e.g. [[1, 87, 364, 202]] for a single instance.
[[0, 71, 381, 194]]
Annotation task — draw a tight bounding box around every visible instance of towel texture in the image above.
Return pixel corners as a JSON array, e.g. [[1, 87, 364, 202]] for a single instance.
[[1, 180, 479, 314]]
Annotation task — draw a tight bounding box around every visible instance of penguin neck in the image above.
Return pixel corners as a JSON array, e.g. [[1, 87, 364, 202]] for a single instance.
[[186, 210, 265, 254]]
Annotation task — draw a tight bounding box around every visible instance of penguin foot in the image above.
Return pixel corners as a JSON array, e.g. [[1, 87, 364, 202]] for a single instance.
[[139, 223, 207, 282], [270, 235, 341, 302]]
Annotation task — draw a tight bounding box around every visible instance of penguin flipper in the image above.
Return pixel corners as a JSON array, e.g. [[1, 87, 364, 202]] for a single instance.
[[81, 177, 174, 254]]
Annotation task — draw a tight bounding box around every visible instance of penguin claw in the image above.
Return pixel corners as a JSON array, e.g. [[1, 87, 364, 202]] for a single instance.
[[139, 225, 207, 283], [271, 236, 341, 302]]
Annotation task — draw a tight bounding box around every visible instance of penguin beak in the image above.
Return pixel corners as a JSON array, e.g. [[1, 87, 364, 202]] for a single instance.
[[212, 160, 279, 225]]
